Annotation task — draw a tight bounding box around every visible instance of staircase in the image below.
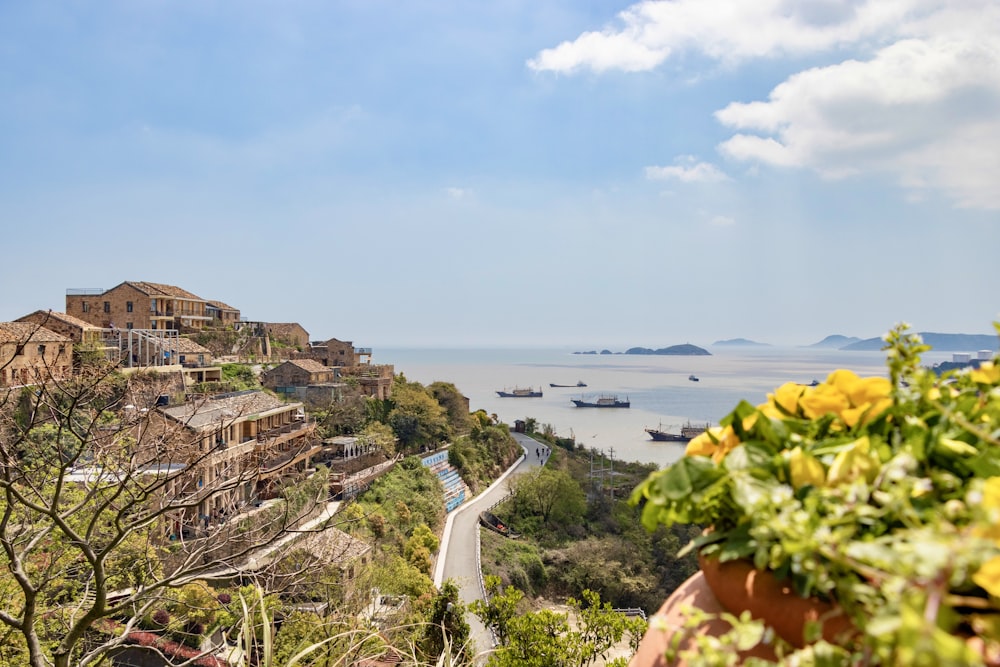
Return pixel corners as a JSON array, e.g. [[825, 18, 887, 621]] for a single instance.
[[421, 450, 471, 513]]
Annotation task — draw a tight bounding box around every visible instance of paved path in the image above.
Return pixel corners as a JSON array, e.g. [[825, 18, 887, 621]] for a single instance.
[[433, 432, 550, 662]]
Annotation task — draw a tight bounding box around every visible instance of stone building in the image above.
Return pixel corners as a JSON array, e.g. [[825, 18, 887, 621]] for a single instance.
[[65, 281, 227, 331], [0, 322, 72, 387], [152, 390, 318, 536], [207, 300, 241, 327], [262, 359, 337, 390]]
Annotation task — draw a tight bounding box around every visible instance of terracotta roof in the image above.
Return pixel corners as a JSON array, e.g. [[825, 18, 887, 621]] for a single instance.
[[207, 300, 238, 311], [17, 310, 100, 330], [0, 322, 71, 343], [286, 359, 330, 372], [123, 281, 205, 301], [159, 391, 299, 430]]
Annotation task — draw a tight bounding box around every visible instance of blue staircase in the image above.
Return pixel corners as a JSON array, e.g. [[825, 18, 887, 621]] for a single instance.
[[421, 451, 470, 513]]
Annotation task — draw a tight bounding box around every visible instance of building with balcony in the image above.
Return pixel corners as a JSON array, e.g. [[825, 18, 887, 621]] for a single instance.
[[65, 281, 228, 332], [153, 390, 319, 537], [207, 300, 241, 327]]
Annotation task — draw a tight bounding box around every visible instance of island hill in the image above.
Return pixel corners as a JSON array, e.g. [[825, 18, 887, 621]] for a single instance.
[[574, 343, 710, 356], [572, 332, 998, 356]]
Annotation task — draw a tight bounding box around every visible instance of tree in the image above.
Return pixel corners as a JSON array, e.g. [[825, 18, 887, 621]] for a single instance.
[[469, 575, 523, 647], [387, 376, 450, 451], [472, 586, 643, 667], [428, 381, 470, 435], [512, 468, 587, 525], [417, 580, 469, 662], [0, 350, 335, 667]]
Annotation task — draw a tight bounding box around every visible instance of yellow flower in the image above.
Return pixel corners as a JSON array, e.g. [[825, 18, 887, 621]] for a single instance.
[[827, 436, 879, 486], [766, 382, 806, 417], [971, 361, 1000, 385], [973, 555, 1000, 598], [799, 383, 851, 420], [685, 425, 741, 463], [841, 397, 893, 428], [788, 447, 826, 489]]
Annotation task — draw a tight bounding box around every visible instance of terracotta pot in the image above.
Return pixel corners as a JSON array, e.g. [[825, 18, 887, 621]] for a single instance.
[[697, 550, 855, 649], [629, 571, 777, 666]]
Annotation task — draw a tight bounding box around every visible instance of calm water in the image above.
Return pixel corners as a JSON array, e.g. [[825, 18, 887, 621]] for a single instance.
[[375, 346, 953, 469]]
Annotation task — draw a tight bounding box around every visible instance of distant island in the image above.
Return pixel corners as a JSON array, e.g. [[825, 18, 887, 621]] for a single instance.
[[806, 334, 863, 349], [574, 344, 710, 356], [712, 338, 770, 347], [841, 333, 998, 352]]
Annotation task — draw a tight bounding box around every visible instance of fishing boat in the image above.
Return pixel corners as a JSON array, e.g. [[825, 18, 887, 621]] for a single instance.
[[549, 380, 587, 388], [496, 387, 543, 398], [646, 421, 710, 441], [571, 395, 630, 408]]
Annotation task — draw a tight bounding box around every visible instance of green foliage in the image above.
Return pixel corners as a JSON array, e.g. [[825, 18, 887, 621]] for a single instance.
[[416, 581, 470, 662], [448, 422, 521, 493], [428, 381, 471, 434], [512, 467, 587, 526], [385, 375, 451, 451], [473, 587, 642, 667], [221, 363, 260, 390], [630, 323, 1000, 662]]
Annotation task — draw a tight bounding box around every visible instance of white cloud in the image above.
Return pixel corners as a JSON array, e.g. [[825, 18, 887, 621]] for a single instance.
[[645, 158, 729, 182], [445, 187, 470, 200], [528, 0, 921, 73], [533, 0, 1000, 210], [716, 35, 1000, 208]]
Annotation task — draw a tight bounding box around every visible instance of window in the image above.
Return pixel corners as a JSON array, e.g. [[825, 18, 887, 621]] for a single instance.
[[103, 301, 110, 313], [151, 321, 157, 330], [150, 298, 157, 312], [126, 301, 133, 312], [37, 345, 45, 355], [14, 344, 23, 356], [82, 302, 89, 313], [126, 322, 133, 330]]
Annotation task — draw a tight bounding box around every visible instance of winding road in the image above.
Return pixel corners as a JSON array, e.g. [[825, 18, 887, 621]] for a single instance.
[[433, 432, 549, 661]]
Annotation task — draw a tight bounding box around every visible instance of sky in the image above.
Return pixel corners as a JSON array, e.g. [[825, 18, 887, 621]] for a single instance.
[[2, 0, 999, 349]]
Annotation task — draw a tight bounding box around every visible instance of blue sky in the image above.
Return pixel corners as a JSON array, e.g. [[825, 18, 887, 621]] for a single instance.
[[2, 1, 998, 349]]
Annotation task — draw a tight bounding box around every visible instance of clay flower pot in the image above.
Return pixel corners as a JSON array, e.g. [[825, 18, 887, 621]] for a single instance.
[[629, 570, 778, 666], [697, 550, 855, 649]]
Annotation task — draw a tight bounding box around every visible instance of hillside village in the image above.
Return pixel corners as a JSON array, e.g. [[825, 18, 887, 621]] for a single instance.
[[0, 280, 543, 667]]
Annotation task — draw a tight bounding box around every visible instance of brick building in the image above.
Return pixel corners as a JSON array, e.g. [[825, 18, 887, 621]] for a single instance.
[[153, 390, 319, 536], [0, 322, 72, 387], [65, 281, 225, 331], [262, 359, 337, 391], [207, 300, 241, 327]]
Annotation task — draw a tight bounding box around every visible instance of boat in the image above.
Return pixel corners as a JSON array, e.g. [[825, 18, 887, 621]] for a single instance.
[[571, 395, 630, 408], [645, 425, 688, 442], [496, 387, 543, 398], [646, 421, 711, 442], [689, 375, 700, 382], [549, 381, 587, 388], [479, 511, 518, 537]]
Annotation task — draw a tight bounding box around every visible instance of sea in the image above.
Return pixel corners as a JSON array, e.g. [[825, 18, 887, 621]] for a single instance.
[[375, 346, 956, 470]]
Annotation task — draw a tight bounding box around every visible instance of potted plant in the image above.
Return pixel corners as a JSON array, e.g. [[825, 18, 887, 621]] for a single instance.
[[629, 324, 1000, 665]]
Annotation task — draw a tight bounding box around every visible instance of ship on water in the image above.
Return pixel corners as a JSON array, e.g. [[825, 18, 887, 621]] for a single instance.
[[496, 387, 543, 398], [571, 395, 629, 408], [645, 421, 710, 441], [550, 380, 587, 388]]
